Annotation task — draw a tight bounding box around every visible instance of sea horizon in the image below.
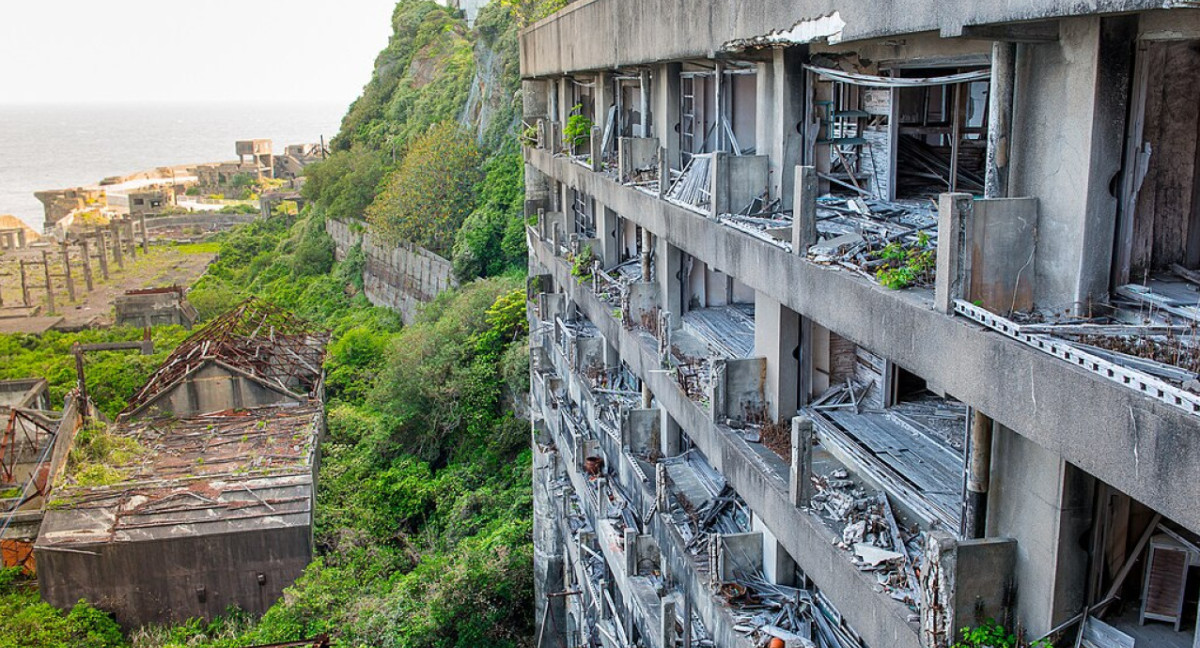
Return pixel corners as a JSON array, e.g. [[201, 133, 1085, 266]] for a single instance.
[[0, 100, 346, 232]]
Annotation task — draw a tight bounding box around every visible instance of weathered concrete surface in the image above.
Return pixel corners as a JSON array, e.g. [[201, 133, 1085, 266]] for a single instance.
[[325, 218, 456, 324], [530, 233, 924, 648], [525, 146, 1200, 538], [519, 0, 1195, 77]]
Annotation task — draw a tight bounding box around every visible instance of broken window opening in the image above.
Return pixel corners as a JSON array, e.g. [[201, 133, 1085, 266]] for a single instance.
[[1084, 483, 1200, 648], [571, 188, 596, 239], [806, 325, 967, 532]]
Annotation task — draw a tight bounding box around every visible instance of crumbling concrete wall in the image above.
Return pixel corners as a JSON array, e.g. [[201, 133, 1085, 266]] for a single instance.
[[325, 218, 457, 324]]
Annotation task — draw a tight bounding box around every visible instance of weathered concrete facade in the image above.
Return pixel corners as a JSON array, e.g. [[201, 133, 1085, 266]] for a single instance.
[[526, 4, 1200, 648], [325, 218, 457, 325]]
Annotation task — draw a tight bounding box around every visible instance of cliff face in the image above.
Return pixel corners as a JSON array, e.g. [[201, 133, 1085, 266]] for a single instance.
[[332, 0, 519, 154]]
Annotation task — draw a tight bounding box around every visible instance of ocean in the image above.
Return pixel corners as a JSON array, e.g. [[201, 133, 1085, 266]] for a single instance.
[[0, 102, 346, 232]]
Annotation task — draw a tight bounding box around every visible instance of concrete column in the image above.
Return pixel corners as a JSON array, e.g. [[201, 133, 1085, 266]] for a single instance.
[[40, 250, 55, 314], [139, 214, 149, 253], [659, 596, 677, 648], [60, 243, 75, 302], [714, 61, 726, 153], [16, 229, 26, 248], [755, 291, 800, 422], [110, 222, 124, 269], [963, 409, 994, 539], [80, 240, 93, 292], [638, 70, 651, 138], [596, 205, 619, 269], [985, 42, 1016, 199], [590, 125, 603, 171], [656, 237, 683, 329], [792, 166, 818, 255], [641, 383, 653, 410], [624, 528, 638, 576], [921, 531, 958, 648], [125, 219, 137, 258], [19, 261, 30, 306], [654, 63, 682, 171], [789, 415, 813, 507], [594, 71, 611, 162], [660, 410, 681, 458], [96, 232, 110, 280], [641, 228, 653, 281], [934, 193, 974, 314]]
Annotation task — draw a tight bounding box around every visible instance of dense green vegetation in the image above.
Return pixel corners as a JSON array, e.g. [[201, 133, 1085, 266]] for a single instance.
[[0, 568, 125, 648], [0, 326, 191, 418]]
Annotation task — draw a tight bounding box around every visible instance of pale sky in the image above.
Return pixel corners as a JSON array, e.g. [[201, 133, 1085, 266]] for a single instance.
[[0, 0, 399, 105]]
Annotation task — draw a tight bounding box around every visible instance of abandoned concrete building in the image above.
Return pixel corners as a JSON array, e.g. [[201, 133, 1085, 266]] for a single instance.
[[114, 286, 198, 329], [274, 143, 328, 180], [126, 187, 176, 218], [34, 187, 108, 232], [34, 299, 328, 626], [194, 140, 277, 194], [524, 4, 1200, 648]]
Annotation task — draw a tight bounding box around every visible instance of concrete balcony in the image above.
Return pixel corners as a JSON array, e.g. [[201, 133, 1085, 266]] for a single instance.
[[525, 145, 1200, 538]]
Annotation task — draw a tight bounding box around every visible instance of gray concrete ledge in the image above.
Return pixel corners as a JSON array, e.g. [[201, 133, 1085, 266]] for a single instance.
[[520, 0, 1187, 77], [531, 234, 923, 648], [527, 147, 1200, 535]]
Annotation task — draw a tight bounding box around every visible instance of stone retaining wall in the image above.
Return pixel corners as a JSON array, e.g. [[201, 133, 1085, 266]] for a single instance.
[[325, 218, 456, 324]]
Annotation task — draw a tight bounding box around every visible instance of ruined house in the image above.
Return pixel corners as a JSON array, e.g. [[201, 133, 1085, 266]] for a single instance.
[[0, 379, 81, 574], [273, 143, 327, 180], [524, 4, 1200, 648], [34, 187, 108, 232], [193, 139, 277, 195], [114, 286, 198, 329], [35, 299, 328, 626], [126, 187, 175, 218]]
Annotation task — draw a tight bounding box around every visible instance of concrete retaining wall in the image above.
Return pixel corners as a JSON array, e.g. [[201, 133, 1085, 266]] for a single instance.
[[325, 218, 456, 324]]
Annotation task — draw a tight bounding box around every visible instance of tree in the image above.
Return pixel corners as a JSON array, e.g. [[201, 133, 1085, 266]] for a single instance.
[[366, 122, 482, 255]]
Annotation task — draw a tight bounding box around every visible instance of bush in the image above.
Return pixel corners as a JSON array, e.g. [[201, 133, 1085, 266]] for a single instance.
[[367, 122, 483, 255]]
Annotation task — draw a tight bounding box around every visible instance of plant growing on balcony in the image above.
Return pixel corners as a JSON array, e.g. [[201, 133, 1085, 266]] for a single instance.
[[874, 231, 935, 290], [563, 104, 593, 154], [570, 244, 595, 283], [952, 621, 1051, 648]]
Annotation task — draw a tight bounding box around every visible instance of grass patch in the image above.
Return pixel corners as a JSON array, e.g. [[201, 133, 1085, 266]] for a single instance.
[[172, 241, 221, 255]]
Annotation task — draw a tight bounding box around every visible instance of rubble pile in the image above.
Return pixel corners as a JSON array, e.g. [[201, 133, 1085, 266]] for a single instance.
[[810, 470, 923, 610]]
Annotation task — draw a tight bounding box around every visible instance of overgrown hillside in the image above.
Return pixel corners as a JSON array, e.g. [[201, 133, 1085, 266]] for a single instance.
[[0, 1, 559, 646]]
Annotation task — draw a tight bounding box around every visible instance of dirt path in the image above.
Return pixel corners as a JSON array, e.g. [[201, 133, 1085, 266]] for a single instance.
[[0, 242, 215, 328]]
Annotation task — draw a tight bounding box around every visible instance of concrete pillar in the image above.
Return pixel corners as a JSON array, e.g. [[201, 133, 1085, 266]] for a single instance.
[[654, 63, 682, 171], [16, 229, 26, 248], [522, 78, 550, 122], [641, 227, 653, 281], [80, 240, 93, 292], [792, 165, 818, 255], [19, 261, 30, 307], [638, 70, 651, 138], [96, 232, 110, 280], [60, 243, 75, 302], [624, 528, 638, 576], [985, 42, 1016, 199], [659, 596, 677, 648], [596, 205, 619, 268], [789, 415, 813, 507], [757, 48, 806, 206], [656, 237, 683, 329], [755, 291, 800, 422], [139, 214, 149, 253], [110, 222, 124, 269], [594, 71, 611, 162], [40, 250, 55, 314], [963, 409, 994, 539], [921, 531, 958, 648], [641, 383, 653, 410], [590, 125, 603, 171], [934, 193, 974, 314], [125, 219, 137, 258], [660, 410, 681, 458]]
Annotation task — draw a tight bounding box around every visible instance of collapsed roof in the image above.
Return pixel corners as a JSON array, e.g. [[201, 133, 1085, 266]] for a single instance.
[[121, 298, 329, 419]]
